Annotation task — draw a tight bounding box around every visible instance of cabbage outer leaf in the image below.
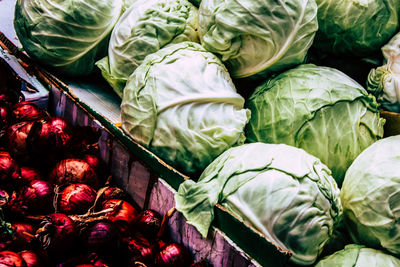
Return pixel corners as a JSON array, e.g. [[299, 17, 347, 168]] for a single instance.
[[96, 0, 199, 97], [246, 64, 384, 186], [175, 142, 342, 265], [14, 0, 123, 76], [341, 136, 400, 254], [198, 0, 318, 78], [121, 42, 249, 175]]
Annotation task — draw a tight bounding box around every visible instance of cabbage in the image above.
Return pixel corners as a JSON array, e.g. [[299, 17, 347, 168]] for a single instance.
[[175, 142, 342, 265], [96, 0, 199, 97], [14, 0, 123, 76], [340, 135, 400, 254], [367, 32, 400, 112], [120, 42, 250, 175], [315, 244, 400, 267], [313, 0, 399, 56], [198, 0, 318, 79], [245, 64, 385, 186]]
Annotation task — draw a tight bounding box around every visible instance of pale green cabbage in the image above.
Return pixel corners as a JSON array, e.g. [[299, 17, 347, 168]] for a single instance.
[[121, 42, 250, 175], [96, 0, 199, 97], [313, 0, 399, 56], [341, 135, 400, 254], [315, 244, 400, 267], [175, 142, 342, 265], [198, 0, 318, 79], [246, 64, 385, 186], [14, 0, 123, 76], [367, 32, 400, 112]]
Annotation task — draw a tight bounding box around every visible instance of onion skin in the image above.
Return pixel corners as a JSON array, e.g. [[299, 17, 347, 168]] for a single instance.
[[0, 151, 21, 188], [19, 250, 41, 267], [0, 222, 37, 251], [57, 253, 108, 267], [11, 101, 48, 123], [124, 233, 155, 266], [35, 213, 77, 261], [83, 221, 121, 261], [58, 183, 97, 215], [101, 199, 137, 234], [190, 260, 213, 267], [9, 180, 54, 216], [0, 250, 27, 267], [0, 106, 10, 131], [134, 210, 161, 240], [19, 166, 43, 185], [155, 243, 192, 267], [49, 158, 98, 188], [7, 121, 34, 163], [95, 186, 128, 209]]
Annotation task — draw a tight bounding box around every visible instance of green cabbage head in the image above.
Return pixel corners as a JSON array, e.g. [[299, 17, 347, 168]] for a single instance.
[[121, 42, 250, 175], [14, 0, 123, 76], [313, 0, 399, 56], [315, 244, 400, 267], [246, 64, 385, 186], [175, 142, 342, 265], [96, 0, 199, 97], [198, 0, 318, 79], [341, 135, 400, 254], [367, 32, 400, 112]]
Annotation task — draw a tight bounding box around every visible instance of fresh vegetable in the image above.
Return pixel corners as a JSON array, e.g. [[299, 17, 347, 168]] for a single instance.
[[0, 250, 27, 267], [19, 250, 42, 267], [155, 243, 192, 267], [96, 0, 199, 97], [124, 233, 155, 265], [245, 64, 385, 186], [14, 0, 124, 76], [315, 244, 400, 267], [198, 0, 318, 78], [313, 0, 399, 56], [175, 142, 342, 265], [49, 158, 98, 188], [121, 41, 250, 175], [11, 102, 48, 123], [58, 184, 97, 215], [134, 209, 161, 240], [101, 199, 138, 233], [340, 135, 400, 254], [367, 31, 400, 112]]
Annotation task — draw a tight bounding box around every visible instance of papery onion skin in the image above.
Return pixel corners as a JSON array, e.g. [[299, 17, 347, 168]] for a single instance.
[[58, 183, 97, 215], [134, 209, 161, 240], [101, 199, 137, 234], [124, 233, 155, 266], [1, 222, 37, 251], [7, 121, 34, 163], [19, 250, 41, 267], [11, 101, 48, 123], [35, 213, 77, 262], [155, 243, 192, 267], [19, 166, 43, 185], [9, 180, 54, 215], [83, 221, 121, 261], [0, 150, 20, 187], [0, 250, 27, 267], [0, 106, 10, 131], [49, 158, 99, 189], [96, 186, 128, 209]]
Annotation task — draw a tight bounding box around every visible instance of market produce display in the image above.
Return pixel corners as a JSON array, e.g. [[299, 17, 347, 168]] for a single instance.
[[8, 0, 400, 265], [121, 42, 250, 176], [96, 0, 199, 97], [245, 64, 385, 186], [0, 87, 202, 266], [175, 142, 342, 265], [341, 135, 400, 255]]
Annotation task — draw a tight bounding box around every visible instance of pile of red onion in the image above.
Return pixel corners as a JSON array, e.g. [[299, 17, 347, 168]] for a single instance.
[[0, 94, 203, 267]]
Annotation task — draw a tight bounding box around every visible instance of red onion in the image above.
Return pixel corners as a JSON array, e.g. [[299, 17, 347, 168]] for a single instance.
[[18, 250, 41, 267], [11, 101, 48, 123], [95, 186, 128, 209], [57, 253, 108, 267], [83, 221, 121, 260], [58, 184, 97, 215], [0, 222, 37, 251], [27, 117, 73, 166], [75, 265, 95, 267], [0, 151, 20, 187], [0, 105, 10, 130], [35, 213, 77, 261], [8, 180, 54, 216], [0, 93, 21, 107], [19, 166, 43, 184], [190, 260, 213, 267], [155, 243, 192, 267], [49, 158, 98, 188], [101, 199, 137, 234], [7, 121, 34, 163], [70, 126, 101, 154], [0, 250, 27, 267], [0, 189, 9, 207], [125, 233, 155, 266], [134, 209, 161, 240]]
